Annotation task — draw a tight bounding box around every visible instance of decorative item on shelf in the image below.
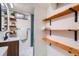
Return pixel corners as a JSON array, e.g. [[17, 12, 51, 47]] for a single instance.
[[9, 12, 16, 21], [10, 16, 16, 20], [11, 12, 15, 16], [2, 27, 7, 31], [10, 31, 15, 34], [9, 31, 16, 37]]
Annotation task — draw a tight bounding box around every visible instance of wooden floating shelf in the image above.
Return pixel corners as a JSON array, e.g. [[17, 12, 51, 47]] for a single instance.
[[9, 26, 16, 27], [43, 4, 79, 22], [43, 37, 79, 56], [42, 26, 79, 31], [43, 28, 79, 31], [4, 25, 7, 27], [2, 15, 16, 19]]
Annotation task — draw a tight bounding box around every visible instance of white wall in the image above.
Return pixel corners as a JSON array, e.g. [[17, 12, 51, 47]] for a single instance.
[[16, 14, 31, 47], [46, 4, 79, 56], [16, 19, 31, 39], [16, 14, 34, 56], [34, 5, 48, 56], [47, 4, 57, 16]]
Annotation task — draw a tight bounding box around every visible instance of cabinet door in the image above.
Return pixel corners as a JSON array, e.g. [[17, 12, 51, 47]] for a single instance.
[[7, 41, 19, 56]]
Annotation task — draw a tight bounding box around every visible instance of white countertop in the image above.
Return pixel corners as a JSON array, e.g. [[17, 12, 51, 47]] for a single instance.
[[0, 37, 19, 43], [0, 46, 8, 56]]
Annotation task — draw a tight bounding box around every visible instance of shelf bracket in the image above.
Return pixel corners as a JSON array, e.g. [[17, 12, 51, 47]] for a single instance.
[[50, 43, 51, 46], [69, 8, 78, 41], [74, 31, 77, 41], [68, 30, 78, 41], [50, 20, 52, 36], [69, 8, 78, 22]]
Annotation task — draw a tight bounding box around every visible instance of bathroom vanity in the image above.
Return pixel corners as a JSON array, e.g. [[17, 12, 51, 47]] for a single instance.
[[0, 38, 19, 56], [0, 3, 19, 56]]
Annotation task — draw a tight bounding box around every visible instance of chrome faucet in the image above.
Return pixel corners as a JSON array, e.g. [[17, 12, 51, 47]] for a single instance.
[[4, 32, 10, 40]]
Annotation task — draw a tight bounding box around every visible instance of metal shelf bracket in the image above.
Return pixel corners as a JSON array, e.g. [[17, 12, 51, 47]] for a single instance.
[[69, 8, 78, 22], [69, 8, 78, 41], [50, 20, 52, 36]]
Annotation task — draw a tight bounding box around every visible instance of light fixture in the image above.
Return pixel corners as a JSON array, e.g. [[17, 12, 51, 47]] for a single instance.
[[10, 3, 14, 8], [1, 3, 4, 6]]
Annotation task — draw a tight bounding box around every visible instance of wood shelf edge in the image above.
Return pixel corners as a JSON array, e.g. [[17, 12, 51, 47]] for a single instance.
[[43, 4, 79, 22], [2, 15, 16, 19], [43, 37, 79, 56], [42, 29, 79, 31]]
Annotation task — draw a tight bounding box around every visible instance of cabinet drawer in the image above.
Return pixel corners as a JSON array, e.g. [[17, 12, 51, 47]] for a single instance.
[[0, 42, 8, 47]]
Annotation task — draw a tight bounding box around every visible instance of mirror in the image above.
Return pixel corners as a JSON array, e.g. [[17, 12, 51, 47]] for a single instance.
[[0, 3, 17, 37], [1, 3, 8, 31]]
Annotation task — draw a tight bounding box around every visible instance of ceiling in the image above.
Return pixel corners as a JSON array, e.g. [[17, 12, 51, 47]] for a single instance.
[[13, 3, 50, 14], [13, 3, 69, 14]]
